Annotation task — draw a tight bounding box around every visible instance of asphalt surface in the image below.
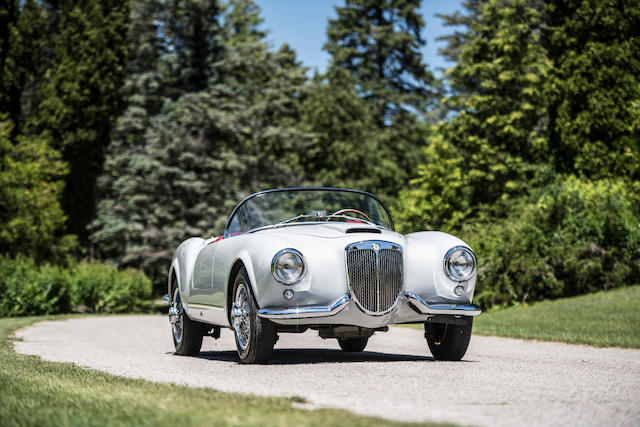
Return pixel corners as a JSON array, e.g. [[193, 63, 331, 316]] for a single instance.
[[14, 315, 640, 426]]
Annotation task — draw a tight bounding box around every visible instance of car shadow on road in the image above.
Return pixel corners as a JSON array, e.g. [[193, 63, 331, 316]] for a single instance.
[[193, 348, 440, 364]]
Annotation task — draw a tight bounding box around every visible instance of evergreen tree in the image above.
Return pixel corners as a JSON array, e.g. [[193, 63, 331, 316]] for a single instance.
[[37, 0, 129, 242], [160, 0, 225, 95], [91, 0, 315, 284], [397, 0, 640, 309], [436, 0, 484, 64], [0, 1, 20, 125], [91, 0, 227, 279], [395, 0, 550, 232], [319, 0, 438, 201], [544, 0, 640, 179], [436, 0, 485, 98], [0, 117, 73, 260], [324, 0, 438, 123], [301, 68, 395, 196], [89, 0, 167, 264], [0, 0, 48, 130]]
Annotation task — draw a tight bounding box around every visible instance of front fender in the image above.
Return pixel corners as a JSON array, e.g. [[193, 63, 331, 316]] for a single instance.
[[404, 231, 477, 303], [227, 250, 260, 306]]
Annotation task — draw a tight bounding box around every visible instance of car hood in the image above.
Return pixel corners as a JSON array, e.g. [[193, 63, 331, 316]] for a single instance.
[[253, 222, 405, 245]]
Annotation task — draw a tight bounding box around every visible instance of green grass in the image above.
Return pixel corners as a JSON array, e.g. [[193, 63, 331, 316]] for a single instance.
[[0, 316, 453, 427], [6, 288, 636, 427], [403, 286, 640, 348], [471, 286, 640, 348]]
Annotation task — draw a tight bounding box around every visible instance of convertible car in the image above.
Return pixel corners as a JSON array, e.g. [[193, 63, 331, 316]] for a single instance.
[[166, 187, 480, 363]]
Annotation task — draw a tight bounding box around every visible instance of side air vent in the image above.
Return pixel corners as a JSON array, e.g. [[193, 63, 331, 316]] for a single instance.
[[346, 228, 382, 234]]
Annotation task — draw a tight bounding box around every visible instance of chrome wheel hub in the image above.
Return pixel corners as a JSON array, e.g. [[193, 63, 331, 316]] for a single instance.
[[231, 283, 251, 352], [170, 288, 184, 344]]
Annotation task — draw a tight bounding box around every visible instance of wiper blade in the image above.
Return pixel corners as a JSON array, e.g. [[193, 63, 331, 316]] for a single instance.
[[274, 214, 316, 228]]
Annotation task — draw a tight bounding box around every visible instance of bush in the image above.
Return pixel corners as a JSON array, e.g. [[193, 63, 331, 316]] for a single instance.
[[0, 256, 71, 316], [464, 176, 640, 308], [0, 256, 152, 317], [70, 261, 152, 313]]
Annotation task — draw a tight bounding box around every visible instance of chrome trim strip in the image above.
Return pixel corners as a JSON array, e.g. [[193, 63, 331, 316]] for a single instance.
[[187, 303, 223, 310], [403, 292, 482, 316], [257, 295, 350, 319]]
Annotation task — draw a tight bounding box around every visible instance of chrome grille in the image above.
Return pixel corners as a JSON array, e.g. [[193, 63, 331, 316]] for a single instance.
[[346, 241, 403, 314]]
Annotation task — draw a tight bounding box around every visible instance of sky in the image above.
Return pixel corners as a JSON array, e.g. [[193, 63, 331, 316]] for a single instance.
[[254, 0, 465, 78]]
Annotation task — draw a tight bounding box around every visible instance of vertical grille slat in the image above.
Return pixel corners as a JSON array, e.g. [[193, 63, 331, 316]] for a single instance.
[[379, 249, 402, 311], [346, 241, 403, 314]]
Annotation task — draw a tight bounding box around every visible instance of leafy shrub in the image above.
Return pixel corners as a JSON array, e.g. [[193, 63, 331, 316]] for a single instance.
[[0, 256, 152, 317], [70, 261, 152, 313], [464, 176, 640, 308], [0, 256, 71, 316]]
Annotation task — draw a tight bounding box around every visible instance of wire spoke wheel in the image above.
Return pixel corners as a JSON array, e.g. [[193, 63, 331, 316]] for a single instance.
[[169, 282, 203, 356], [231, 267, 277, 363], [170, 288, 184, 345], [232, 283, 251, 353]]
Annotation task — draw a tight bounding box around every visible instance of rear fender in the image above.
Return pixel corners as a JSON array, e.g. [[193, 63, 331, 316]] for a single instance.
[[168, 261, 180, 295], [169, 237, 205, 301]]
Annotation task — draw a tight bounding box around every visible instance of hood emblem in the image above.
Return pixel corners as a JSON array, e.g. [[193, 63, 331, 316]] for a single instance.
[[372, 243, 380, 251]]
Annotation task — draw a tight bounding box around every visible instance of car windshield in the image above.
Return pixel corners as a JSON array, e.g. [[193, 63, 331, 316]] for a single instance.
[[225, 188, 393, 235]]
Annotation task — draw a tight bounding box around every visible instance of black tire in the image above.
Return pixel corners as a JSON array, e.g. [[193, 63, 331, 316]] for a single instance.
[[425, 318, 473, 361], [337, 337, 369, 352], [170, 286, 204, 356], [231, 267, 277, 364]]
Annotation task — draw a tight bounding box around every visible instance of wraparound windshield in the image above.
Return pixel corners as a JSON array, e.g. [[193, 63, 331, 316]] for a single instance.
[[225, 188, 393, 236]]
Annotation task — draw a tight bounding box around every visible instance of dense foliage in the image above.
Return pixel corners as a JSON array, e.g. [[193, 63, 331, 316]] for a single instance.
[[396, 0, 639, 306], [396, 0, 551, 232], [69, 261, 152, 313], [38, 0, 129, 241], [324, 0, 438, 122], [0, 118, 74, 261], [321, 0, 439, 200], [465, 176, 640, 307], [0, 256, 151, 316], [545, 0, 640, 179], [89, 0, 316, 281], [1, 0, 638, 307]]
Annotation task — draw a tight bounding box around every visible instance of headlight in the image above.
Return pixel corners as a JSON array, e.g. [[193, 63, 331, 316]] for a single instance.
[[271, 248, 306, 285], [444, 246, 476, 281]]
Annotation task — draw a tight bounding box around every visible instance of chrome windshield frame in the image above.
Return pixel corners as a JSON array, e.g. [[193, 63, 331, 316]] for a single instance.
[[223, 187, 395, 238]]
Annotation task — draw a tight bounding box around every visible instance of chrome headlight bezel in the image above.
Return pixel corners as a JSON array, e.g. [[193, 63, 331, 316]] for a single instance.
[[271, 248, 306, 285], [443, 246, 477, 282]]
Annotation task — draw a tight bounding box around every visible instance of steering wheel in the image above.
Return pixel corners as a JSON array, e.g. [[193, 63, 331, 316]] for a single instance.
[[326, 208, 373, 223]]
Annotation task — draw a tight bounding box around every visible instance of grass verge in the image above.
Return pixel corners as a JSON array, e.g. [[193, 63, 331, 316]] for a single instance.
[[472, 285, 640, 348], [404, 286, 640, 348], [1, 315, 452, 427]]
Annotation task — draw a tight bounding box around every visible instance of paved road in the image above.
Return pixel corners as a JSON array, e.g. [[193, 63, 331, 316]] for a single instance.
[[14, 315, 640, 426]]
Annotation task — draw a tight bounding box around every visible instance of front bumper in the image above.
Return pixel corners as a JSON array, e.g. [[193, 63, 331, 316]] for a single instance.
[[403, 292, 481, 316], [257, 292, 481, 327], [258, 295, 350, 319]]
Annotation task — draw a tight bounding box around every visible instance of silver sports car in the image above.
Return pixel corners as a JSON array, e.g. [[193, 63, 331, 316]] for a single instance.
[[167, 187, 481, 363]]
